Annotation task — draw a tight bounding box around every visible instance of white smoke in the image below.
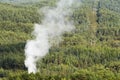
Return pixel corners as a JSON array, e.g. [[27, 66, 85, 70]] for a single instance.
[[25, 0, 81, 74]]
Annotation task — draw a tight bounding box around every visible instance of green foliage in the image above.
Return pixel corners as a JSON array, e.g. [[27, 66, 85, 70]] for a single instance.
[[0, 0, 120, 80]]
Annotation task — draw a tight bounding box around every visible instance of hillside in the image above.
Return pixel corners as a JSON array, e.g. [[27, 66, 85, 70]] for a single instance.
[[0, 0, 120, 80], [0, 0, 40, 4]]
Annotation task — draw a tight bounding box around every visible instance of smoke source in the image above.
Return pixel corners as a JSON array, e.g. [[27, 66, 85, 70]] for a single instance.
[[25, 0, 80, 74]]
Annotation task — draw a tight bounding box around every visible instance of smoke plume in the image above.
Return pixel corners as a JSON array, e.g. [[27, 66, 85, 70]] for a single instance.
[[25, 0, 80, 74]]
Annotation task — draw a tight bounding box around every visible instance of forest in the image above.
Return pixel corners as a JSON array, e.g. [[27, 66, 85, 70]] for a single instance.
[[0, 0, 120, 80]]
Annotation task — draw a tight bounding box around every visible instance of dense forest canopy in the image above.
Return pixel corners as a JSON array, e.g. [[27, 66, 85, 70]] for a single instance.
[[0, 0, 120, 80], [0, 0, 40, 4]]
